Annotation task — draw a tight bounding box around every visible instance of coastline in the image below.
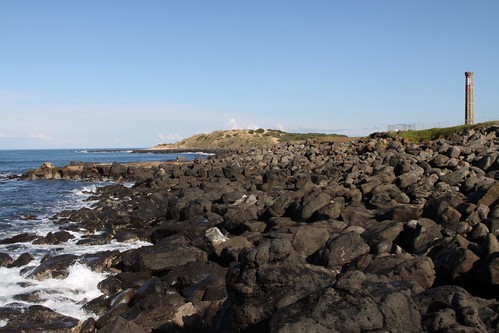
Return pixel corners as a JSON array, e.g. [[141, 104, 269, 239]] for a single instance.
[[1, 124, 498, 332]]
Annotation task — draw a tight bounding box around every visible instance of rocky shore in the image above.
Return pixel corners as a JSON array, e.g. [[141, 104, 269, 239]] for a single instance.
[[2, 124, 498, 332]]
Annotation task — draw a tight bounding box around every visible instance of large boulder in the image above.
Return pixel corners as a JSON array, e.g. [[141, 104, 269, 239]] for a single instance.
[[414, 285, 496, 332], [134, 244, 208, 274], [269, 281, 422, 333], [0, 305, 80, 332], [314, 232, 370, 269], [27, 254, 79, 280], [220, 238, 336, 332]]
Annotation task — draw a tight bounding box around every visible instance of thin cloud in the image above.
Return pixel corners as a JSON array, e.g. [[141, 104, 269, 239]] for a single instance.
[[157, 133, 183, 142], [275, 124, 286, 131], [0, 90, 38, 101], [28, 133, 52, 140], [224, 118, 260, 130]]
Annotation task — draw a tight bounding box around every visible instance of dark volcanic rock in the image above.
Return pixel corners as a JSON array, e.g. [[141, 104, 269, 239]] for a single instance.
[[32, 230, 75, 245], [27, 254, 79, 280], [0, 232, 38, 244], [269, 281, 422, 333], [315, 231, 370, 269], [414, 285, 497, 332], [220, 238, 336, 331], [9, 252, 34, 268], [135, 244, 208, 274], [17, 122, 499, 332], [0, 305, 80, 332], [0, 252, 13, 267]]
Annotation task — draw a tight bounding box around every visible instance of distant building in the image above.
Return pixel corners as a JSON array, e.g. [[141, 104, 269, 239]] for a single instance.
[[387, 124, 416, 132]]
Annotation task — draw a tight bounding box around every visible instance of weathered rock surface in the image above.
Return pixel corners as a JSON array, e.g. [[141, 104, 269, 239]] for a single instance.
[[0, 305, 80, 332], [7, 123, 499, 332]]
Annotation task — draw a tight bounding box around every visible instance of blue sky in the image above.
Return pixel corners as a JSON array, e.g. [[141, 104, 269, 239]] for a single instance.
[[1, 1, 498, 148]]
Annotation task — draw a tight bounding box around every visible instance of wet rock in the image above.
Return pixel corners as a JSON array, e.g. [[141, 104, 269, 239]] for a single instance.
[[97, 316, 147, 333], [33, 230, 75, 245], [8, 252, 34, 268], [82, 295, 109, 317], [0, 305, 80, 332], [81, 317, 97, 333], [0, 252, 13, 267], [95, 303, 130, 330], [108, 288, 136, 309], [27, 254, 79, 280], [0, 232, 38, 244], [81, 250, 120, 273], [76, 233, 113, 246]]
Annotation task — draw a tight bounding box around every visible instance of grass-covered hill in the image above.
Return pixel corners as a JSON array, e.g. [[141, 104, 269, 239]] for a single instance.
[[151, 121, 498, 150], [152, 129, 350, 149], [393, 121, 499, 142]]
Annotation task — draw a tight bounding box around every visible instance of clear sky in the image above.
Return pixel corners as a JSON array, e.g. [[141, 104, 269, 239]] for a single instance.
[[1, 1, 498, 149]]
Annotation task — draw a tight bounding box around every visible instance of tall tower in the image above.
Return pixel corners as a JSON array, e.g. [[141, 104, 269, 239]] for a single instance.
[[465, 72, 474, 125]]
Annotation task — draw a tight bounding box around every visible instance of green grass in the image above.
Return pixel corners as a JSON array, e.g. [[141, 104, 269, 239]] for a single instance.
[[154, 128, 351, 149], [396, 121, 498, 142], [273, 130, 347, 143]]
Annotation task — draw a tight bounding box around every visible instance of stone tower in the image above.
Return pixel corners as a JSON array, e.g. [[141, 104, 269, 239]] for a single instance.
[[465, 72, 474, 125]]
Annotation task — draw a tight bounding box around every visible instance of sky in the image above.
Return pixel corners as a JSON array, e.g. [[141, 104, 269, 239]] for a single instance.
[[1, 1, 498, 149]]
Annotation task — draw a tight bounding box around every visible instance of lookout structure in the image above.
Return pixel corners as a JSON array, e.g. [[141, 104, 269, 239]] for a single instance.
[[465, 72, 474, 125]]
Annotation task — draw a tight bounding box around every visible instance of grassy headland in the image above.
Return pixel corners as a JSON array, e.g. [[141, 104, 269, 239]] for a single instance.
[[152, 128, 350, 150], [150, 121, 498, 150]]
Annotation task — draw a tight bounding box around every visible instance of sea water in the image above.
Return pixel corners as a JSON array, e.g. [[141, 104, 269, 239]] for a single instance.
[[0, 149, 206, 322]]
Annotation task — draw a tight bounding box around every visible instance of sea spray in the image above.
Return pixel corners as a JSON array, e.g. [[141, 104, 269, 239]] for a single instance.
[[0, 149, 204, 326], [38, 263, 107, 319]]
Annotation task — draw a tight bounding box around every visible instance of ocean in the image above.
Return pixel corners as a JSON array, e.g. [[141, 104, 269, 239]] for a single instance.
[[0, 149, 206, 323]]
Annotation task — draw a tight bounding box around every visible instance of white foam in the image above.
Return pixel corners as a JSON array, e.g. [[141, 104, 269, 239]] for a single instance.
[[0, 181, 152, 322], [39, 263, 107, 319], [0, 263, 107, 320], [71, 185, 98, 196], [192, 152, 215, 156]]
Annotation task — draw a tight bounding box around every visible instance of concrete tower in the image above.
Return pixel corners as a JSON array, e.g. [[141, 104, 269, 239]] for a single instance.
[[465, 72, 474, 125]]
